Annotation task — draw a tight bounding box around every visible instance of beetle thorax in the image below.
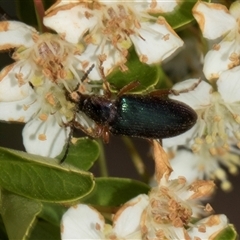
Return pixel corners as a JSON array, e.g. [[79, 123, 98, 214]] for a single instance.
[[81, 96, 117, 125]]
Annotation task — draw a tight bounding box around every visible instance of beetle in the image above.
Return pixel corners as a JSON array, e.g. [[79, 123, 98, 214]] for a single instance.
[[70, 65, 198, 143]]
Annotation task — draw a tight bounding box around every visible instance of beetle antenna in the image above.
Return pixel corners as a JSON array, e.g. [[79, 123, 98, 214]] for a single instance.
[[71, 63, 95, 94], [80, 64, 95, 82]]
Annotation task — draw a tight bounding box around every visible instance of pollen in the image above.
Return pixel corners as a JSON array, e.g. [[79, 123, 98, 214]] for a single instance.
[[148, 187, 192, 227], [198, 224, 206, 233], [99, 4, 141, 57], [205, 135, 213, 144], [38, 134, 47, 141], [229, 52, 239, 63], [233, 114, 240, 123], [193, 90, 240, 164], [142, 178, 216, 239], [23, 104, 30, 111], [204, 203, 213, 212], [209, 147, 217, 156], [163, 33, 170, 41], [139, 55, 148, 63], [95, 222, 101, 231], [228, 52, 240, 68], [84, 11, 93, 19], [31, 75, 43, 87], [7, 115, 23, 123], [205, 215, 221, 227], [213, 43, 220, 51], [39, 114, 48, 121], [15, 73, 25, 86], [45, 92, 56, 106], [150, 0, 157, 9], [0, 21, 9, 31]]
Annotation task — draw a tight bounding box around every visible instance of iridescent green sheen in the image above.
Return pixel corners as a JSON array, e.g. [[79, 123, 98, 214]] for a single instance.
[[109, 95, 197, 139]]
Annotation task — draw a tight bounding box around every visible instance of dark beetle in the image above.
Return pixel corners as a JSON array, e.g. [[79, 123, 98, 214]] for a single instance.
[[73, 90, 197, 142]]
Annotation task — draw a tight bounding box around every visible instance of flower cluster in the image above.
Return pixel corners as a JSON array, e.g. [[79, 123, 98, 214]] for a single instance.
[[61, 176, 228, 240], [60, 141, 230, 239], [44, 0, 183, 79], [162, 1, 240, 191], [0, 0, 237, 238], [0, 0, 183, 158], [0, 21, 97, 157]]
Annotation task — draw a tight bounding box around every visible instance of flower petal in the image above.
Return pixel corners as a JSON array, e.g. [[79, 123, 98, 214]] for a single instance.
[[169, 79, 212, 110], [229, 1, 240, 19], [188, 215, 228, 239], [168, 149, 201, 183], [126, 0, 178, 13], [203, 38, 240, 80], [22, 115, 70, 158], [0, 21, 36, 50], [130, 19, 183, 64], [61, 204, 105, 240], [113, 194, 149, 238], [0, 63, 33, 102], [192, 2, 235, 39], [76, 42, 126, 80], [44, 5, 97, 44], [217, 66, 240, 103], [163, 124, 198, 148], [0, 94, 38, 122]]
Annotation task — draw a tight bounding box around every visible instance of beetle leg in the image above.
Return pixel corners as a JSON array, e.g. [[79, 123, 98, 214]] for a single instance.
[[60, 120, 103, 163], [102, 126, 110, 143], [117, 81, 141, 96], [72, 120, 103, 138], [150, 78, 202, 97], [149, 89, 171, 97], [59, 126, 74, 163], [170, 78, 202, 96]]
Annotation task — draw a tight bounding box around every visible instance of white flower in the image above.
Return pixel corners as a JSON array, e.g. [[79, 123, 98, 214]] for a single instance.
[[0, 21, 96, 157], [168, 148, 240, 191], [166, 73, 240, 152], [163, 73, 240, 190], [61, 194, 149, 239], [192, 1, 240, 80], [44, 0, 183, 80], [187, 214, 229, 240], [61, 178, 228, 240], [141, 174, 228, 239], [147, 142, 230, 239]]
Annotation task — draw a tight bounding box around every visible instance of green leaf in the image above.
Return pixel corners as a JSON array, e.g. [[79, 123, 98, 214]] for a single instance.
[[83, 177, 150, 207], [0, 215, 8, 240], [1, 191, 42, 240], [214, 225, 238, 240], [0, 147, 94, 202], [62, 137, 99, 171], [152, 0, 198, 30], [107, 48, 160, 92], [40, 203, 66, 226], [29, 219, 60, 240]]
